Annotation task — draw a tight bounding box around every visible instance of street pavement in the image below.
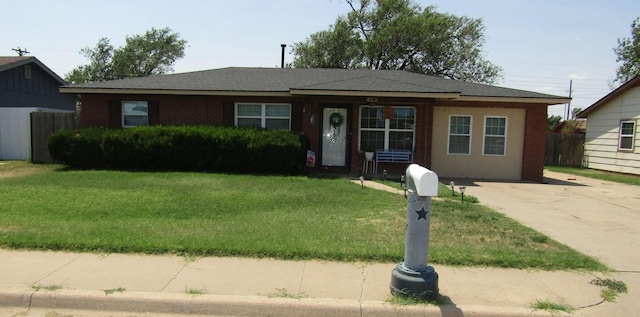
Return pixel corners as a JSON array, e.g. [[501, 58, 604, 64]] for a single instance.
[[0, 170, 638, 316]]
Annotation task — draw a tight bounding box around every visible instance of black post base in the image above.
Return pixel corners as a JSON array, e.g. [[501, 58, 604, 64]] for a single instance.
[[390, 262, 439, 300]]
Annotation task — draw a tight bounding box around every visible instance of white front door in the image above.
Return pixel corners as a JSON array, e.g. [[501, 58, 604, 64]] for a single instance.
[[322, 108, 348, 167]]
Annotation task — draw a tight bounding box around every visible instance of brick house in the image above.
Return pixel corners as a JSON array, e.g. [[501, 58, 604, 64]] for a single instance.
[[60, 67, 569, 182]]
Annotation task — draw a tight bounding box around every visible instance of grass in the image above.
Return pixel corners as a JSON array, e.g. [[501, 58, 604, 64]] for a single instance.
[[103, 287, 126, 295], [185, 287, 207, 295], [387, 293, 449, 306], [32, 284, 62, 292], [266, 288, 309, 299], [0, 162, 607, 270], [545, 165, 640, 186], [530, 299, 575, 314]]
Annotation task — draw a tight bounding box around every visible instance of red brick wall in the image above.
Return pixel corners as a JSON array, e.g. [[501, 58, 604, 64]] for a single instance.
[[79, 94, 110, 127], [348, 101, 434, 176], [521, 104, 547, 182], [78, 93, 548, 181]]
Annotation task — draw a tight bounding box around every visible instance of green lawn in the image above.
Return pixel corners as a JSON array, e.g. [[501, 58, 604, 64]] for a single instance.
[[545, 166, 640, 186], [0, 162, 607, 271]]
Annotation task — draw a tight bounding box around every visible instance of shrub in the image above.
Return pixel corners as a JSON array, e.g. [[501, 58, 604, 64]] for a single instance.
[[48, 126, 308, 174], [47, 127, 110, 169]]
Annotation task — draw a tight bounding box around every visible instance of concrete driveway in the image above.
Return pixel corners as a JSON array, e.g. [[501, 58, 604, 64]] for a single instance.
[[454, 170, 639, 272], [453, 170, 639, 316]]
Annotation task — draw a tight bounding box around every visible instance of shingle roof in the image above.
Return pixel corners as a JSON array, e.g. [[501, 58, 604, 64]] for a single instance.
[[61, 67, 569, 104], [0, 56, 67, 84]]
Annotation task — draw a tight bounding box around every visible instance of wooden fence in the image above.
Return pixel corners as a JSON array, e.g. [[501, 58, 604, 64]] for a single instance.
[[545, 133, 585, 167], [30, 112, 78, 163]]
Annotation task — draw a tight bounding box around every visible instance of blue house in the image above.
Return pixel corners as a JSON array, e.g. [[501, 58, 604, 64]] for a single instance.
[[0, 56, 76, 160]]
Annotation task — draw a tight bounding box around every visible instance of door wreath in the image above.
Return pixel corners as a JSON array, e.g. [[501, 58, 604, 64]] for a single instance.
[[329, 112, 344, 128], [328, 112, 344, 143]]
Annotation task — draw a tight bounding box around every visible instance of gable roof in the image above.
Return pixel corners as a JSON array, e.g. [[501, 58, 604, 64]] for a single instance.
[[60, 67, 570, 104], [0, 56, 67, 84], [577, 75, 640, 118]]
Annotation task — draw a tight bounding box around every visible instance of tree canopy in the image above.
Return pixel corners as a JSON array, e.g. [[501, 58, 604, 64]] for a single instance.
[[292, 0, 502, 84], [613, 17, 640, 85], [66, 27, 187, 84]]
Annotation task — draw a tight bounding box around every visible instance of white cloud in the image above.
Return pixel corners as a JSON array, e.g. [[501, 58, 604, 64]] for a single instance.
[[535, 86, 557, 93], [568, 73, 588, 80]]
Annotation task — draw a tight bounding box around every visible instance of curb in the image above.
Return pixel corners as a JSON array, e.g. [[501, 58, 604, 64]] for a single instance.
[[0, 288, 563, 317]]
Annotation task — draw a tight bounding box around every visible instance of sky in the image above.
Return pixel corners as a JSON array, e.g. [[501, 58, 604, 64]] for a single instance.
[[2, 0, 638, 118]]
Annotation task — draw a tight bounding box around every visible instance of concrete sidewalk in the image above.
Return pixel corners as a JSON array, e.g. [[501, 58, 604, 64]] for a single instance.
[[1, 172, 637, 316], [0, 249, 619, 317]]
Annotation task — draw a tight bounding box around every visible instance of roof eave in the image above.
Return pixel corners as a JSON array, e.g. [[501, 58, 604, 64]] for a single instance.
[[289, 89, 460, 99], [59, 87, 571, 105], [1, 57, 67, 85], [454, 95, 571, 105], [59, 87, 292, 97], [577, 75, 640, 118]]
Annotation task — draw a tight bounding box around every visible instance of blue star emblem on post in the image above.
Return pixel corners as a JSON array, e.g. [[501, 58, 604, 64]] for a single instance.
[[415, 207, 429, 220]]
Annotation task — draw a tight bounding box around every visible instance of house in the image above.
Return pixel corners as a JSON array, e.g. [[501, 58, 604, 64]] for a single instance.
[[552, 120, 587, 134], [0, 56, 76, 160], [59, 67, 569, 182], [577, 76, 640, 175]]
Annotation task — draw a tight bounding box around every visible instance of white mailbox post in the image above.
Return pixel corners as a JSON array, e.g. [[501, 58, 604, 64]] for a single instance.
[[390, 164, 439, 299]]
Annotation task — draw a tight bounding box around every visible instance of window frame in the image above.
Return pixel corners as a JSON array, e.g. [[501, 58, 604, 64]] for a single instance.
[[448, 115, 472, 155], [24, 65, 32, 79], [358, 105, 416, 152], [121, 100, 149, 128], [619, 120, 636, 151], [235, 103, 291, 130], [483, 116, 507, 156]]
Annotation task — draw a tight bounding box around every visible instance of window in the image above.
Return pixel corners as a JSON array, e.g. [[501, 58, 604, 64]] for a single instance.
[[359, 106, 415, 151], [619, 120, 635, 151], [24, 65, 31, 79], [122, 101, 149, 127], [236, 103, 291, 130], [448, 115, 471, 155], [483, 116, 507, 156]]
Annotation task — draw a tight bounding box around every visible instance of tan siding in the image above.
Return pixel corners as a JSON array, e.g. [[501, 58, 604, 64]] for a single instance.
[[431, 106, 525, 180]]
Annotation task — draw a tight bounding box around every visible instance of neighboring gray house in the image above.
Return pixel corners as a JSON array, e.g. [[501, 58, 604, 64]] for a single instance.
[[0, 56, 76, 160], [578, 76, 640, 175]]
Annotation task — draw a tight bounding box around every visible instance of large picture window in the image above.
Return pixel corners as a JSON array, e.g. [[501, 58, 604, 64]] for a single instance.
[[236, 103, 291, 130], [359, 106, 415, 151], [619, 120, 636, 151], [448, 115, 471, 155], [122, 101, 149, 127], [483, 116, 507, 156]]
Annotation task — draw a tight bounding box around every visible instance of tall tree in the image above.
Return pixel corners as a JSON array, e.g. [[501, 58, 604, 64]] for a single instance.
[[66, 27, 187, 84], [547, 115, 562, 132], [292, 0, 502, 84], [613, 18, 640, 85]]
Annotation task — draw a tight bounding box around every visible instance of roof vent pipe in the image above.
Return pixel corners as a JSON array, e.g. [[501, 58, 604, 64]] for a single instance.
[[280, 44, 286, 68]]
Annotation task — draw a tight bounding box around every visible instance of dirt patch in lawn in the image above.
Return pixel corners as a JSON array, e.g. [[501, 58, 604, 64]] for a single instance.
[[0, 161, 60, 179]]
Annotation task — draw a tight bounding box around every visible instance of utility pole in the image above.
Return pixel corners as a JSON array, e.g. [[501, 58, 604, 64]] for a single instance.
[[12, 47, 30, 56], [565, 80, 573, 120]]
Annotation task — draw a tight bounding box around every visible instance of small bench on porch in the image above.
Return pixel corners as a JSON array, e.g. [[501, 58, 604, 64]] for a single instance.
[[375, 149, 413, 175]]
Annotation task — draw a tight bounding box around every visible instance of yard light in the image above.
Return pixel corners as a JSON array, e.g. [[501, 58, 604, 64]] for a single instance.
[[383, 169, 387, 181], [449, 180, 455, 196], [360, 175, 364, 188], [459, 186, 466, 202], [400, 175, 406, 198]]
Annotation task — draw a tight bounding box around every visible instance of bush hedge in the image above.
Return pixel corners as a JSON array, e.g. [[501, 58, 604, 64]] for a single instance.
[[48, 126, 309, 174]]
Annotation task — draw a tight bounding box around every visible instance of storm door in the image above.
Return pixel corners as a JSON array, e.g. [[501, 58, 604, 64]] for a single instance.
[[321, 107, 348, 167]]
